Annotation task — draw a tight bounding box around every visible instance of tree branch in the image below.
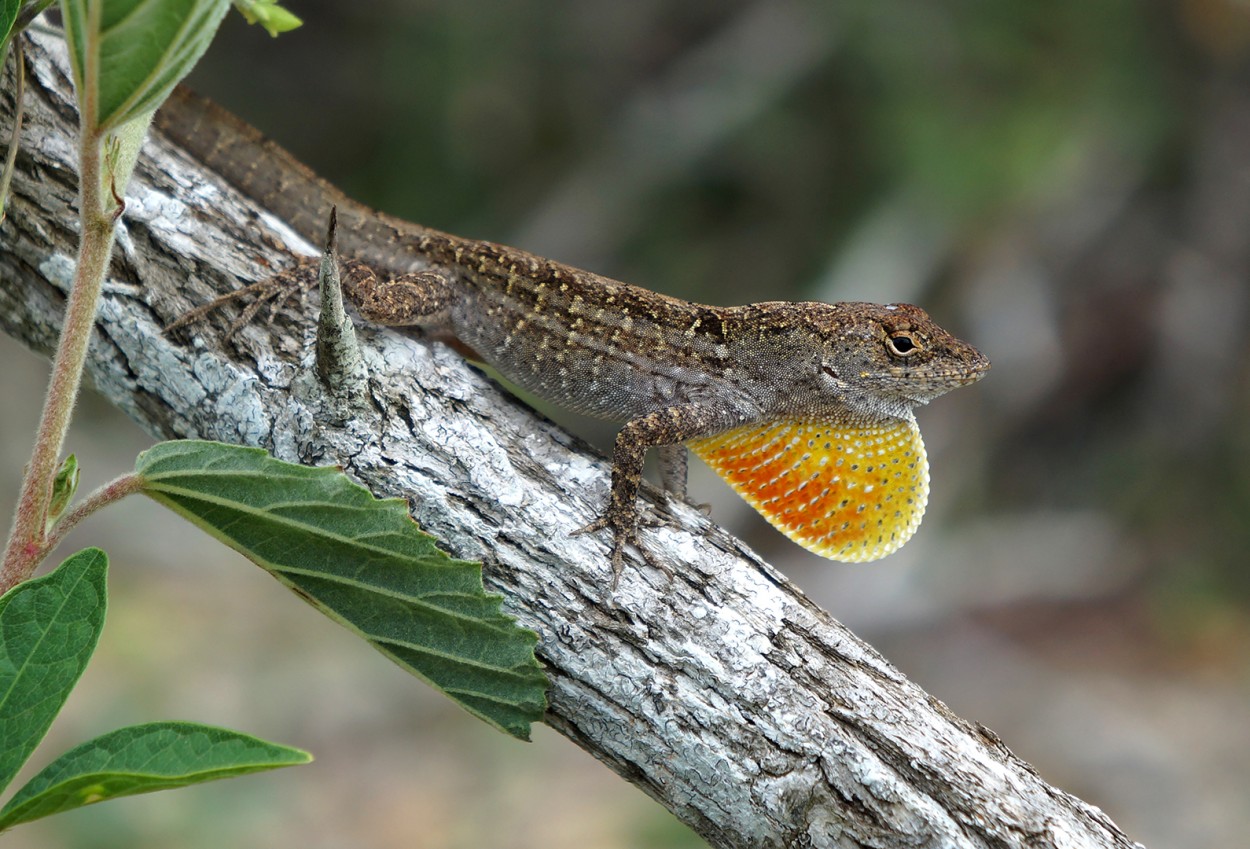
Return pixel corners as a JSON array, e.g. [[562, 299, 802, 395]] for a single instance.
[[0, 31, 1143, 849]]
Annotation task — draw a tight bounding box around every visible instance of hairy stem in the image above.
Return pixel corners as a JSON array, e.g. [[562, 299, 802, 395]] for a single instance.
[[1, 118, 118, 593], [42, 473, 144, 555]]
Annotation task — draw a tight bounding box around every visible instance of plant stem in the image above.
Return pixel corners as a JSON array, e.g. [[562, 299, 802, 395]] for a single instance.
[[0, 45, 25, 223], [43, 473, 144, 555], [0, 125, 118, 594]]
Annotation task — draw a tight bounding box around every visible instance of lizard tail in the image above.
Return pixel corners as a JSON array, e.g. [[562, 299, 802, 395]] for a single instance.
[[153, 86, 438, 269]]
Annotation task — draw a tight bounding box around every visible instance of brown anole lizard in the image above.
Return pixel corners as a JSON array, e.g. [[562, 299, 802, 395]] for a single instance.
[[156, 88, 990, 584]]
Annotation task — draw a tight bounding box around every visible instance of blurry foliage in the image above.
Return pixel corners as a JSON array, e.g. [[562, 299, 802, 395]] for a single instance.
[[839, 0, 1177, 217]]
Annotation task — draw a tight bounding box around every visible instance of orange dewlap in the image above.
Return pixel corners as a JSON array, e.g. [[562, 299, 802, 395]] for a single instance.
[[688, 416, 930, 562]]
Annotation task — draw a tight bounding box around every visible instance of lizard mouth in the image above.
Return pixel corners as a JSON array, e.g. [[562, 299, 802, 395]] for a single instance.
[[903, 372, 987, 404], [863, 360, 989, 406]]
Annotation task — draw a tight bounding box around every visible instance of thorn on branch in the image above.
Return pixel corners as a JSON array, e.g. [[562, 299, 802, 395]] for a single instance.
[[314, 205, 368, 394]]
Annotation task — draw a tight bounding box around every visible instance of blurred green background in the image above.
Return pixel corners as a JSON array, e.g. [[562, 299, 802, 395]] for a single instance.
[[4, 0, 1250, 846]]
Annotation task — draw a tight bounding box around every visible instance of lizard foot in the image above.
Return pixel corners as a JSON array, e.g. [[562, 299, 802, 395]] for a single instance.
[[571, 515, 673, 593], [648, 499, 711, 524]]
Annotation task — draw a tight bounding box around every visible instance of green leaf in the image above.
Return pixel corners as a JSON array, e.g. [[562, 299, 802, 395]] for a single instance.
[[135, 441, 548, 739], [17, 0, 57, 26], [233, 0, 300, 36], [0, 0, 54, 71], [1, 0, 18, 46], [101, 105, 157, 205], [0, 721, 310, 829], [61, 0, 231, 132], [47, 454, 80, 528], [0, 549, 107, 795]]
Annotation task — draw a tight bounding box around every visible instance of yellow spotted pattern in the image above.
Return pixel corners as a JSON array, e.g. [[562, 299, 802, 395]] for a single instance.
[[689, 416, 929, 562]]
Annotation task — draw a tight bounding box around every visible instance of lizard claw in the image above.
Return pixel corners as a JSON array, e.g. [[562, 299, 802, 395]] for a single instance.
[[571, 514, 672, 593], [639, 497, 708, 531]]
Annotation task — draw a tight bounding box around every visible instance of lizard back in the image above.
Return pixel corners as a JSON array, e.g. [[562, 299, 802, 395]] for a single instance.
[[411, 233, 763, 423]]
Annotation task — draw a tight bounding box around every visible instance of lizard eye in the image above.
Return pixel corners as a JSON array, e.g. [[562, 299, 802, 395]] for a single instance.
[[886, 333, 921, 358]]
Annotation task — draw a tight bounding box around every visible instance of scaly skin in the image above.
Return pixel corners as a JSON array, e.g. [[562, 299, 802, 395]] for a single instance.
[[157, 89, 990, 585]]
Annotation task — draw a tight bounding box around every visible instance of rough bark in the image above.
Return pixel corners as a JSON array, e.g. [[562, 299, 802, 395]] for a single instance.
[[0, 31, 1143, 849]]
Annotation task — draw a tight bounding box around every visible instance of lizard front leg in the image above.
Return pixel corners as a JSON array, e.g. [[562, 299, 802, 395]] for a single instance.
[[339, 260, 456, 328], [337, 261, 491, 359], [574, 404, 742, 589]]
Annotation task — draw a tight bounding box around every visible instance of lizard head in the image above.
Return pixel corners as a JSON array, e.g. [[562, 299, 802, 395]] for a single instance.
[[694, 301, 987, 562], [775, 301, 990, 422], [690, 413, 934, 562]]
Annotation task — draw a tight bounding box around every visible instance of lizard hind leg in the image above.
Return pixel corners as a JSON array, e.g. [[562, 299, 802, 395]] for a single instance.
[[163, 255, 323, 338], [689, 416, 930, 562]]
